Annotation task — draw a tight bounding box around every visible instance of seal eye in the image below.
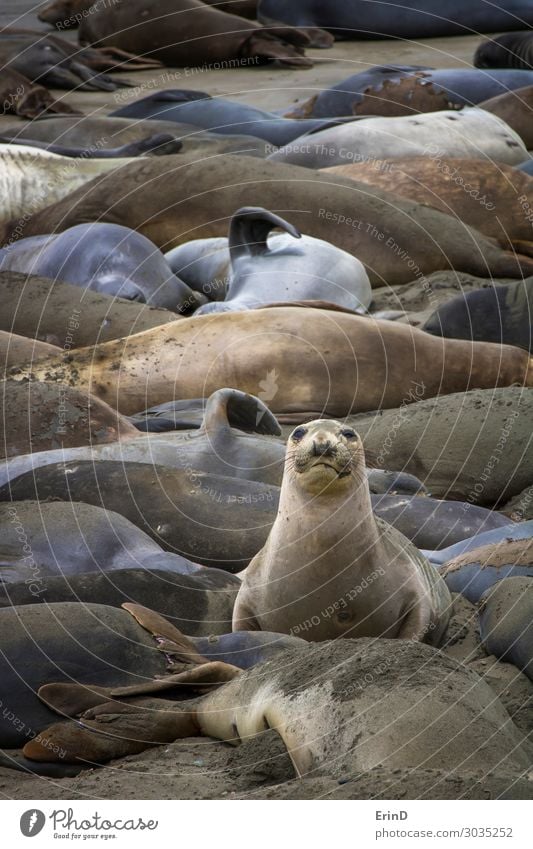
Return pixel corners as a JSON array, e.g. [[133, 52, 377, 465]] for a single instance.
[[341, 429, 357, 440], [292, 427, 307, 442]]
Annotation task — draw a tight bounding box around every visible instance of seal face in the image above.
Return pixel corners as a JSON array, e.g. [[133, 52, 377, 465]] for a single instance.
[[233, 420, 451, 644]]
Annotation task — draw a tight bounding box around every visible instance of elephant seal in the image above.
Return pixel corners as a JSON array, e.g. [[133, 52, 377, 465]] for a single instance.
[[257, 0, 533, 39], [423, 278, 533, 352], [0, 461, 278, 572], [0, 388, 285, 488], [112, 91, 352, 147], [0, 224, 204, 313], [12, 309, 533, 418], [10, 154, 533, 286], [0, 145, 147, 224], [268, 109, 527, 168], [0, 68, 79, 119], [423, 520, 533, 568], [325, 158, 533, 247], [441, 538, 533, 604], [1, 134, 183, 159], [195, 207, 372, 314], [0, 500, 198, 583], [1, 379, 138, 458], [23, 639, 531, 780], [348, 387, 533, 505], [165, 238, 231, 301], [234, 420, 451, 644], [0, 271, 177, 349], [480, 85, 533, 148], [371, 494, 511, 552], [288, 65, 533, 119], [0, 331, 60, 373], [0, 569, 239, 636], [80, 0, 313, 68], [475, 32, 533, 70], [0, 602, 171, 748], [479, 577, 533, 681]]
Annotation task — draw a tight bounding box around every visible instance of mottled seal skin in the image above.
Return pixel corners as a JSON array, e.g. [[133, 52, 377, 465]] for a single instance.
[[0, 461, 278, 572], [475, 32, 533, 70], [0, 271, 178, 349], [372, 494, 511, 552], [423, 520, 533, 568], [441, 538, 533, 604], [195, 207, 372, 314], [10, 154, 533, 286], [326, 158, 533, 247], [0, 602, 167, 748], [112, 90, 350, 146], [269, 109, 527, 169], [0, 501, 198, 583], [348, 387, 533, 505], [258, 0, 533, 39], [423, 278, 533, 353], [80, 0, 313, 68], [25, 639, 531, 778], [0, 568, 239, 636], [0, 379, 138, 459], [12, 308, 533, 419], [291, 65, 533, 118], [479, 577, 533, 681], [0, 224, 204, 313], [234, 421, 451, 644]]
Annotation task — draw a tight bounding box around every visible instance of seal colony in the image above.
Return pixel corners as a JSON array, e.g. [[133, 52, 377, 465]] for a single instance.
[[0, 0, 532, 802]]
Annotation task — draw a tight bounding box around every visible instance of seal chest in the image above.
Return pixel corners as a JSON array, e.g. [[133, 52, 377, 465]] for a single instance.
[[233, 420, 451, 644]]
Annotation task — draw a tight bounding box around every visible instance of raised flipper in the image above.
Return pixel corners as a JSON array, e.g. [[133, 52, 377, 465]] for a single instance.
[[229, 206, 301, 264]]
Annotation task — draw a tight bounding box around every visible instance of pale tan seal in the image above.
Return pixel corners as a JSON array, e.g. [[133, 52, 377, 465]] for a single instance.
[[233, 420, 451, 644]]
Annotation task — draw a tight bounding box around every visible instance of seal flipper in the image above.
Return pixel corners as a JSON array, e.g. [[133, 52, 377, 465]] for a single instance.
[[200, 387, 282, 437], [229, 206, 301, 264], [110, 661, 241, 697], [38, 683, 115, 718], [0, 749, 92, 776], [122, 602, 209, 664], [23, 710, 201, 764]]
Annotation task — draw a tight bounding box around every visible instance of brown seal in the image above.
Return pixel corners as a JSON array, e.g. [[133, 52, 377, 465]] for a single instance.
[[10, 307, 533, 417], [0, 379, 138, 459], [0, 331, 60, 373], [480, 84, 533, 148], [233, 420, 451, 643], [0, 68, 80, 119], [8, 154, 533, 286], [324, 157, 533, 248], [79, 0, 313, 68]]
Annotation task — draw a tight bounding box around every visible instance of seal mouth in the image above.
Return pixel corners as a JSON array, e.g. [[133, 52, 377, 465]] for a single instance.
[[308, 460, 351, 478]]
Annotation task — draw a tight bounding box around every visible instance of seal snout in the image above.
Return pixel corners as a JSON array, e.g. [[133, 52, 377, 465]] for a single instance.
[[312, 437, 335, 458]]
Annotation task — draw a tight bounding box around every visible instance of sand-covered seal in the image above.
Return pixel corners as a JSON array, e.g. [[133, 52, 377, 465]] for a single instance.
[[441, 538, 533, 603], [1, 379, 138, 458], [0, 332, 60, 373], [22, 639, 531, 780], [479, 577, 533, 681], [234, 420, 451, 643], [423, 520, 533, 567], [348, 387, 533, 505], [0, 271, 178, 349], [10, 309, 533, 418]]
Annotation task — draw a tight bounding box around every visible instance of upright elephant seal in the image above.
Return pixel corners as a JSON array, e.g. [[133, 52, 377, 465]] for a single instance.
[[233, 420, 451, 644]]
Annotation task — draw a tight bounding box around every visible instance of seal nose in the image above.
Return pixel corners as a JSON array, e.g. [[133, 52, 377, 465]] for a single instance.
[[313, 438, 334, 457]]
